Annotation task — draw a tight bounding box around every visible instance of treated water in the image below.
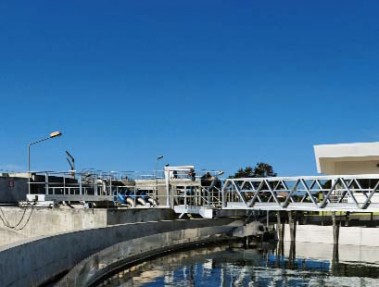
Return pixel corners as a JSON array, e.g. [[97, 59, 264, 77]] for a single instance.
[[100, 242, 379, 287]]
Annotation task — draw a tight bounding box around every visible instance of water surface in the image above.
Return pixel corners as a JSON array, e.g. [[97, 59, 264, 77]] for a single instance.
[[99, 242, 379, 287]]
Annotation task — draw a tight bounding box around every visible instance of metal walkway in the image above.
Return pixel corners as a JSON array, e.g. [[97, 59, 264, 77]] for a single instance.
[[221, 174, 379, 212], [22, 168, 379, 216], [25, 170, 160, 208]]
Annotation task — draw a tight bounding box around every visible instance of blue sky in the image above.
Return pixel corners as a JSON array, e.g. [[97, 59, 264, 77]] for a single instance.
[[0, 0, 378, 176]]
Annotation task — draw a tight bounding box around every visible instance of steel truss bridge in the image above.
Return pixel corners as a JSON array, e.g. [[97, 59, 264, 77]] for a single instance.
[[220, 174, 379, 212], [173, 174, 379, 217]]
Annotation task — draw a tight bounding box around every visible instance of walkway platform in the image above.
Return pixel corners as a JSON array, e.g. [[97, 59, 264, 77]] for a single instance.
[[221, 174, 379, 213]]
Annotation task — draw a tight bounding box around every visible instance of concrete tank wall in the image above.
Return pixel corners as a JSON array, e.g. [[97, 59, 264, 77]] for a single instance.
[[283, 224, 379, 246], [0, 218, 236, 287], [59, 226, 236, 286], [0, 207, 176, 247]]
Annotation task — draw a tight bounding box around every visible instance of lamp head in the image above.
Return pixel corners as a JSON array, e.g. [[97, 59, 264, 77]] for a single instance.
[[50, 131, 62, 138], [216, 171, 225, 176]]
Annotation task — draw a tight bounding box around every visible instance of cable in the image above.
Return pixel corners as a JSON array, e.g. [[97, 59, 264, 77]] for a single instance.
[[0, 203, 34, 230], [14, 205, 35, 231]]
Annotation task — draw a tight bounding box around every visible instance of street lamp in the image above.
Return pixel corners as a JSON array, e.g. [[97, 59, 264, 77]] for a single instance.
[[155, 155, 164, 199], [27, 131, 62, 194], [155, 155, 164, 180]]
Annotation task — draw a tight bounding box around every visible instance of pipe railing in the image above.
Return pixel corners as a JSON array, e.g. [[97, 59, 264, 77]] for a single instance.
[[221, 175, 379, 211]]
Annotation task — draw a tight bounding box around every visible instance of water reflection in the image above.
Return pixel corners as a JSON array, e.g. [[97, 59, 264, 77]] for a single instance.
[[98, 241, 379, 287]]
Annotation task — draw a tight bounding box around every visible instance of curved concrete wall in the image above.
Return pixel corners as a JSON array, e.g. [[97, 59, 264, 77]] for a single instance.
[[0, 218, 236, 287], [0, 207, 176, 247], [58, 226, 236, 286]]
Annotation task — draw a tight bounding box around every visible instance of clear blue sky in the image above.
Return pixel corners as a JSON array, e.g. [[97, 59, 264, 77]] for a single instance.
[[0, 0, 378, 176]]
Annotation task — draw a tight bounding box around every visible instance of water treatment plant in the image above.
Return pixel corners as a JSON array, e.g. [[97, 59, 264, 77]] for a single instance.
[[2, 141, 379, 286]]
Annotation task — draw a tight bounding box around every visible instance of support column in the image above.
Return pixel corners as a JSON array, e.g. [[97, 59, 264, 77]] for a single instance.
[[332, 211, 339, 245], [276, 211, 284, 262], [276, 211, 284, 241], [288, 241, 296, 268], [288, 211, 297, 242], [332, 212, 340, 274], [344, 211, 350, 227], [331, 239, 340, 274], [288, 211, 297, 268]]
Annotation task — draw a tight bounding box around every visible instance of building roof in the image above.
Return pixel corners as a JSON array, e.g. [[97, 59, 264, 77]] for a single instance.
[[314, 142, 379, 175]]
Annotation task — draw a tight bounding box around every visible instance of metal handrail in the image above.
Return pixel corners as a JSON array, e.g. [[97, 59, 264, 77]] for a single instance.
[[222, 175, 379, 211]]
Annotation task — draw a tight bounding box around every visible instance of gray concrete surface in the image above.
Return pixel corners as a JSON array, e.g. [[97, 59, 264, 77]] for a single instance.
[[283, 224, 379, 246], [0, 207, 176, 247], [58, 225, 238, 286], [0, 218, 237, 287]]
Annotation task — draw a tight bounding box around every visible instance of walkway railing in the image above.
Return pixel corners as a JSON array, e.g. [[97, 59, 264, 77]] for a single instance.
[[26, 170, 379, 213], [221, 174, 379, 212], [173, 185, 222, 209], [27, 171, 159, 206]]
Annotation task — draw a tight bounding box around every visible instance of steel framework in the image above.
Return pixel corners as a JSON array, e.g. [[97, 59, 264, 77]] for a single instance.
[[221, 174, 379, 212], [23, 170, 379, 214]]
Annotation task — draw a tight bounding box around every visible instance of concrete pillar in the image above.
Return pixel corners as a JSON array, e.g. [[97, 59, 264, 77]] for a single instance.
[[276, 211, 284, 260], [301, 211, 307, 225], [277, 239, 284, 259], [331, 238, 339, 274], [321, 211, 325, 226], [276, 211, 284, 241], [288, 211, 296, 242], [332, 211, 339, 245], [332, 241, 339, 263], [344, 211, 350, 227], [288, 241, 296, 268]]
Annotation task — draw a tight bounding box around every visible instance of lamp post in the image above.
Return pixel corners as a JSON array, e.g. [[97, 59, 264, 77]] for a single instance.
[[27, 131, 62, 194], [155, 155, 164, 199], [155, 155, 164, 179]]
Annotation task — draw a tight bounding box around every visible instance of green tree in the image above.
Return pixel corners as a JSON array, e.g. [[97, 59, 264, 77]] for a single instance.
[[253, 162, 277, 177], [233, 166, 254, 178], [232, 162, 277, 178]]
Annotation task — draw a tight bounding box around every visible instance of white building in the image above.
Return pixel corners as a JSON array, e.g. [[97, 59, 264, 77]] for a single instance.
[[314, 142, 379, 175]]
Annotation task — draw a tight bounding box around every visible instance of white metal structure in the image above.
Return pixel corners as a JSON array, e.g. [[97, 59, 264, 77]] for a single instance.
[[222, 174, 379, 212], [24, 171, 158, 208], [22, 169, 379, 216], [164, 166, 222, 218]]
